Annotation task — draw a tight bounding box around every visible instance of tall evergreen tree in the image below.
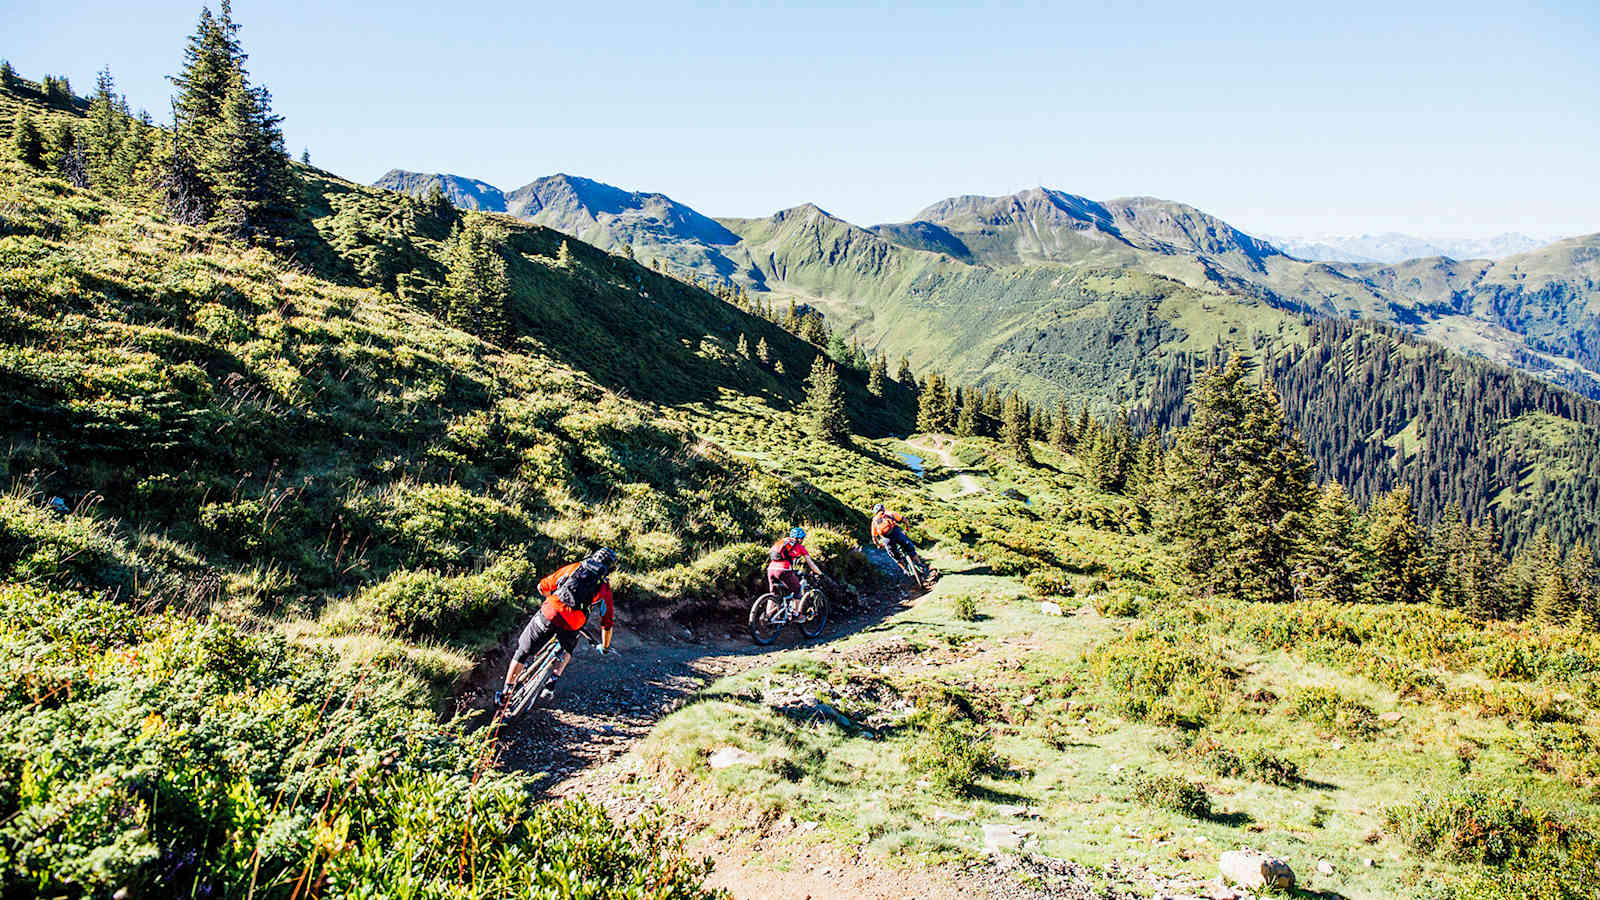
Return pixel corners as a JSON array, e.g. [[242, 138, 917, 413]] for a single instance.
[[736, 334, 751, 359], [1158, 359, 1314, 603], [826, 333, 850, 364], [804, 356, 849, 443], [1050, 401, 1073, 451], [916, 373, 949, 433], [755, 336, 771, 365], [444, 218, 511, 342], [556, 240, 573, 267], [170, 2, 244, 161], [955, 393, 979, 437], [1568, 544, 1600, 631], [85, 68, 125, 189], [1001, 395, 1035, 465], [867, 359, 885, 397], [11, 112, 44, 169], [896, 356, 915, 386], [205, 69, 293, 231], [0, 61, 15, 89], [1300, 482, 1367, 604], [1365, 487, 1426, 604]]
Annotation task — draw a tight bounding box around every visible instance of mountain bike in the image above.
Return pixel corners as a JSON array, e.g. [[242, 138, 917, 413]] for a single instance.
[[749, 574, 827, 645], [500, 625, 599, 720], [882, 538, 937, 589]]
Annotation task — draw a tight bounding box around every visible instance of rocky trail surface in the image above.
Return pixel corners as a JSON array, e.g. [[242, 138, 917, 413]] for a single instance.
[[459, 569, 1260, 900]]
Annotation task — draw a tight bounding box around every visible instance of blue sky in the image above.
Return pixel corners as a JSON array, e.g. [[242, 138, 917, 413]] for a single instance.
[[7, 0, 1598, 237]]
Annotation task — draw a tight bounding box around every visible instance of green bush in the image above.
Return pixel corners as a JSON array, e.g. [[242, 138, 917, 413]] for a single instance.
[[0, 583, 720, 899], [905, 709, 997, 795], [952, 593, 979, 621], [1186, 737, 1299, 785], [1386, 788, 1589, 866], [1130, 772, 1212, 819], [1292, 686, 1379, 737], [359, 553, 533, 639], [1089, 625, 1238, 725], [1022, 568, 1074, 598], [1094, 592, 1141, 617], [0, 492, 139, 594]]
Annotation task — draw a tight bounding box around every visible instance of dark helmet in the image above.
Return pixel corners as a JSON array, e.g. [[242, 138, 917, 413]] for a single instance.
[[872, 503, 886, 514], [588, 547, 616, 573]]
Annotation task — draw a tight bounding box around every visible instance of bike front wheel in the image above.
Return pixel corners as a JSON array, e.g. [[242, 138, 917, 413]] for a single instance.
[[504, 641, 560, 719], [749, 593, 781, 645], [796, 589, 827, 638]]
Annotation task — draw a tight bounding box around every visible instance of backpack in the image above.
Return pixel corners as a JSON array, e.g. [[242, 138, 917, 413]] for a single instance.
[[769, 538, 798, 563], [556, 558, 607, 612]]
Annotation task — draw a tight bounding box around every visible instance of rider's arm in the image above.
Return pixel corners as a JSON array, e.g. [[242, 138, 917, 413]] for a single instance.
[[598, 584, 616, 651]]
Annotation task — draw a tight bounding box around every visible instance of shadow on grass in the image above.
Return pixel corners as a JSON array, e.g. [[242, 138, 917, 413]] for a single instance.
[[1207, 810, 1255, 827]]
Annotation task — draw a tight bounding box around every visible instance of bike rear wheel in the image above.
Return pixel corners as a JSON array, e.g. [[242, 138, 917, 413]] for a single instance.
[[749, 593, 781, 645], [796, 589, 827, 638]]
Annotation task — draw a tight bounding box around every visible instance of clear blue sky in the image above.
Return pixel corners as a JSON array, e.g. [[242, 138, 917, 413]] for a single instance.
[[7, 0, 1598, 238]]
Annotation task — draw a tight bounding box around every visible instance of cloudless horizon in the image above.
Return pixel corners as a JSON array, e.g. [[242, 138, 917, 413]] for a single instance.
[[7, 0, 1599, 239]]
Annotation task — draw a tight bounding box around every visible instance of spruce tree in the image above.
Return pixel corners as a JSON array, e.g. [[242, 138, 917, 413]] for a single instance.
[[171, 2, 244, 162], [916, 373, 946, 433], [804, 356, 849, 443], [11, 112, 44, 169], [755, 336, 771, 365], [1157, 358, 1314, 603], [1001, 395, 1034, 465], [86, 68, 125, 189], [867, 360, 885, 397], [556, 239, 573, 267], [736, 334, 751, 359], [896, 356, 915, 386], [827, 333, 850, 364], [1050, 402, 1073, 450], [444, 218, 511, 342], [206, 69, 293, 231], [1300, 482, 1366, 604], [621, 242, 634, 261], [1365, 487, 1426, 604], [300, 147, 310, 165], [0, 61, 14, 89], [1568, 544, 1600, 631]]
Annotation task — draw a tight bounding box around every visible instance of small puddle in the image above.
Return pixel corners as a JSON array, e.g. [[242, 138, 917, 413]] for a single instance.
[[896, 452, 925, 478]]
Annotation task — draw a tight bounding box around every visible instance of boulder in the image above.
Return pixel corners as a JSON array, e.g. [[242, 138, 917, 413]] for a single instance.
[[1317, 859, 1335, 876], [1040, 601, 1064, 616], [1218, 849, 1295, 890], [707, 746, 759, 769], [981, 823, 1031, 853]]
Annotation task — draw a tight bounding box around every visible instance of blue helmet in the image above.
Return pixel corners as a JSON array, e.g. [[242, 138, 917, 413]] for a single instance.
[[789, 527, 807, 541]]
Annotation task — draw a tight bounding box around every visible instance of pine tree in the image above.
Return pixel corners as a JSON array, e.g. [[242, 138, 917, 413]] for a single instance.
[[867, 360, 885, 397], [955, 394, 979, 437], [1158, 358, 1314, 603], [556, 240, 573, 267], [0, 61, 15, 89], [421, 184, 452, 219], [916, 373, 947, 433], [755, 336, 771, 365], [171, 2, 245, 162], [896, 356, 915, 386], [1001, 395, 1035, 465], [206, 69, 293, 231], [1568, 544, 1600, 631], [85, 68, 125, 189], [444, 217, 511, 342], [804, 356, 849, 443], [736, 334, 751, 359], [832, 331, 857, 361], [1300, 482, 1366, 604], [11, 112, 44, 169], [1049, 402, 1073, 451], [799, 312, 828, 346], [1129, 429, 1162, 498], [1365, 487, 1425, 604], [300, 147, 310, 165], [1504, 527, 1562, 619], [1075, 402, 1093, 446], [621, 242, 634, 261]]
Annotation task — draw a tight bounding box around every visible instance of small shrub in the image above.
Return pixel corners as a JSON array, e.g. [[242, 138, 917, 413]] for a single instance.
[[1386, 788, 1587, 866], [1094, 592, 1140, 617], [1023, 568, 1074, 598], [906, 710, 997, 795], [1186, 736, 1299, 785], [359, 553, 532, 639], [1293, 686, 1378, 737], [952, 593, 979, 621], [1088, 625, 1238, 726], [1130, 772, 1212, 819]]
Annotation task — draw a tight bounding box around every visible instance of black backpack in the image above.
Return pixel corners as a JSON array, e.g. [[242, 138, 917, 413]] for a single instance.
[[556, 558, 608, 612]]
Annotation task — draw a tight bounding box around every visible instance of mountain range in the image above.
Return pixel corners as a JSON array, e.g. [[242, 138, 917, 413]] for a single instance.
[[1263, 232, 1558, 264], [374, 170, 1600, 403]]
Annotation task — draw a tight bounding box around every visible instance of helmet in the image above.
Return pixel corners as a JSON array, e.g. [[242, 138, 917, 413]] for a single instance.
[[871, 503, 885, 514], [588, 547, 616, 572], [789, 527, 807, 541]]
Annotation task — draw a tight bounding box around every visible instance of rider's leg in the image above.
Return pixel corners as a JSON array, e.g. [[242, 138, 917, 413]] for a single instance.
[[503, 610, 555, 693], [894, 530, 922, 564]]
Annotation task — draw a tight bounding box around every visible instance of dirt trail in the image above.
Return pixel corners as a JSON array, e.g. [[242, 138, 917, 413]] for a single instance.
[[906, 434, 984, 495]]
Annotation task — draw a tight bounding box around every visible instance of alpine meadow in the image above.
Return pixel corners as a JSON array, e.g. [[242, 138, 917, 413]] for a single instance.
[[4, 4, 1600, 900]]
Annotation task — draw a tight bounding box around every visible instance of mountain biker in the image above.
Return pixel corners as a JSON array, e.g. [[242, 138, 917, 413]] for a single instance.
[[871, 503, 925, 574], [496, 547, 616, 708], [767, 526, 824, 599]]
